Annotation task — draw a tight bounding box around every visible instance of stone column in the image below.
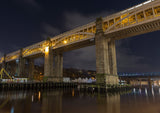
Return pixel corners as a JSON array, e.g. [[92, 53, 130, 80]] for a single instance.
[[95, 18, 110, 74], [108, 40, 117, 75], [54, 53, 63, 82], [17, 49, 25, 77], [28, 59, 34, 79], [44, 43, 53, 78], [95, 17, 119, 85], [95, 18, 110, 85]]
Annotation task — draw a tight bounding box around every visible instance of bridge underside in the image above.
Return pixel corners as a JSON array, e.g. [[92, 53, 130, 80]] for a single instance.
[[54, 38, 95, 53], [106, 19, 160, 40]]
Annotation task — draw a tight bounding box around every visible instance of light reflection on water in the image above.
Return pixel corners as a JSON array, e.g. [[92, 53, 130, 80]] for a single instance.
[[0, 88, 160, 113]]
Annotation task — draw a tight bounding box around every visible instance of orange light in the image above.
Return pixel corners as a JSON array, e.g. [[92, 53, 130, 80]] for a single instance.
[[38, 91, 41, 100], [63, 40, 67, 44], [72, 89, 74, 97], [45, 46, 49, 53]]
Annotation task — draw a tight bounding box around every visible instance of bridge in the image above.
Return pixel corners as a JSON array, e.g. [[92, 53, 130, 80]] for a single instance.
[[0, 0, 160, 86], [119, 72, 160, 77], [119, 72, 160, 86]]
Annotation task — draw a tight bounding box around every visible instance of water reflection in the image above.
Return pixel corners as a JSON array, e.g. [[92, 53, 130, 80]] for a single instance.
[[139, 88, 141, 94], [41, 90, 62, 113], [38, 91, 41, 101], [31, 95, 34, 102], [152, 88, 154, 96], [10, 106, 14, 113], [145, 88, 148, 96], [97, 93, 120, 113], [0, 88, 160, 113]]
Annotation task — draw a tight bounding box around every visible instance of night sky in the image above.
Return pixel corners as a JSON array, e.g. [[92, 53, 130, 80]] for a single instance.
[[1, 0, 160, 73]]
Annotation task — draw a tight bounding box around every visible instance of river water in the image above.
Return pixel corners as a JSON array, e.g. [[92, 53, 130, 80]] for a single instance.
[[0, 87, 160, 113]]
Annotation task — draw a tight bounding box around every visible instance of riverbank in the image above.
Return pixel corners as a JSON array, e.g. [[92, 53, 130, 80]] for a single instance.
[[0, 82, 131, 93]]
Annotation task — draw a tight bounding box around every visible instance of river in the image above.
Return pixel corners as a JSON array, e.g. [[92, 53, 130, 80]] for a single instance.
[[0, 87, 160, 113]]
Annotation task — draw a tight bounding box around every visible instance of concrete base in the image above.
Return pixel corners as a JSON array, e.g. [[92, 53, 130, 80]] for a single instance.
[[47, 77, 63, 82], [106, 75, 119, 85], [96, 74, 119, 85]]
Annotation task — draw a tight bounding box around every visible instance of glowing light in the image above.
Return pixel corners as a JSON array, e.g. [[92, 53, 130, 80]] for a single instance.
[[11, 106, 14, 113], [32, 95, 34, 102], [133, 88, 135, 93], [45, 46, 49, 53], [72, 89, 75, 97], [152, 88, 154, 96], [139, 88, 141, 94], [63, 40, 67, 44], [145, 88, 148, 96], [38, 91, 41, 101]]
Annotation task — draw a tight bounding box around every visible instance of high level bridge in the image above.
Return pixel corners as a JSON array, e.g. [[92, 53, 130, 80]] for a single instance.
[[119, 72, 160, 86], [0, 0, 160, 85]]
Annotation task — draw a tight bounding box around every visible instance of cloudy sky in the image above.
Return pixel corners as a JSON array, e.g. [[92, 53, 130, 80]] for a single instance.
[[1, 0, 160, 73]]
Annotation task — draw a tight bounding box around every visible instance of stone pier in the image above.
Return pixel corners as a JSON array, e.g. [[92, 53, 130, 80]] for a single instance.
[[54, 53, 63, 82], [95, 17, 119, 86], [17, 49, 25, 77], [44, 43, 53, 78], [28, 59, 34, 79], [44, 39, 63, 82]]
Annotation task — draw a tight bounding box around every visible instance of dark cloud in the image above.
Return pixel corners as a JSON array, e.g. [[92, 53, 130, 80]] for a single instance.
[[64, 46, 96, 70], [14, 0, 41, 9], [64, 11, 115, 30], [116, 39, 151, 73], [41, 23, 61, 39]]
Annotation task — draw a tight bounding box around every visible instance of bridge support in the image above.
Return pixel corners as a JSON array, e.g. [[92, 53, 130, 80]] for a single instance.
[[108, 40, 117, 75], [54, 53, 63, 82], [44, 45, 53, 78], [95, 17, 119, 86], [28, 59, 34, 79], [43, 38, 63, 82], [17, 49, 26, 77]]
